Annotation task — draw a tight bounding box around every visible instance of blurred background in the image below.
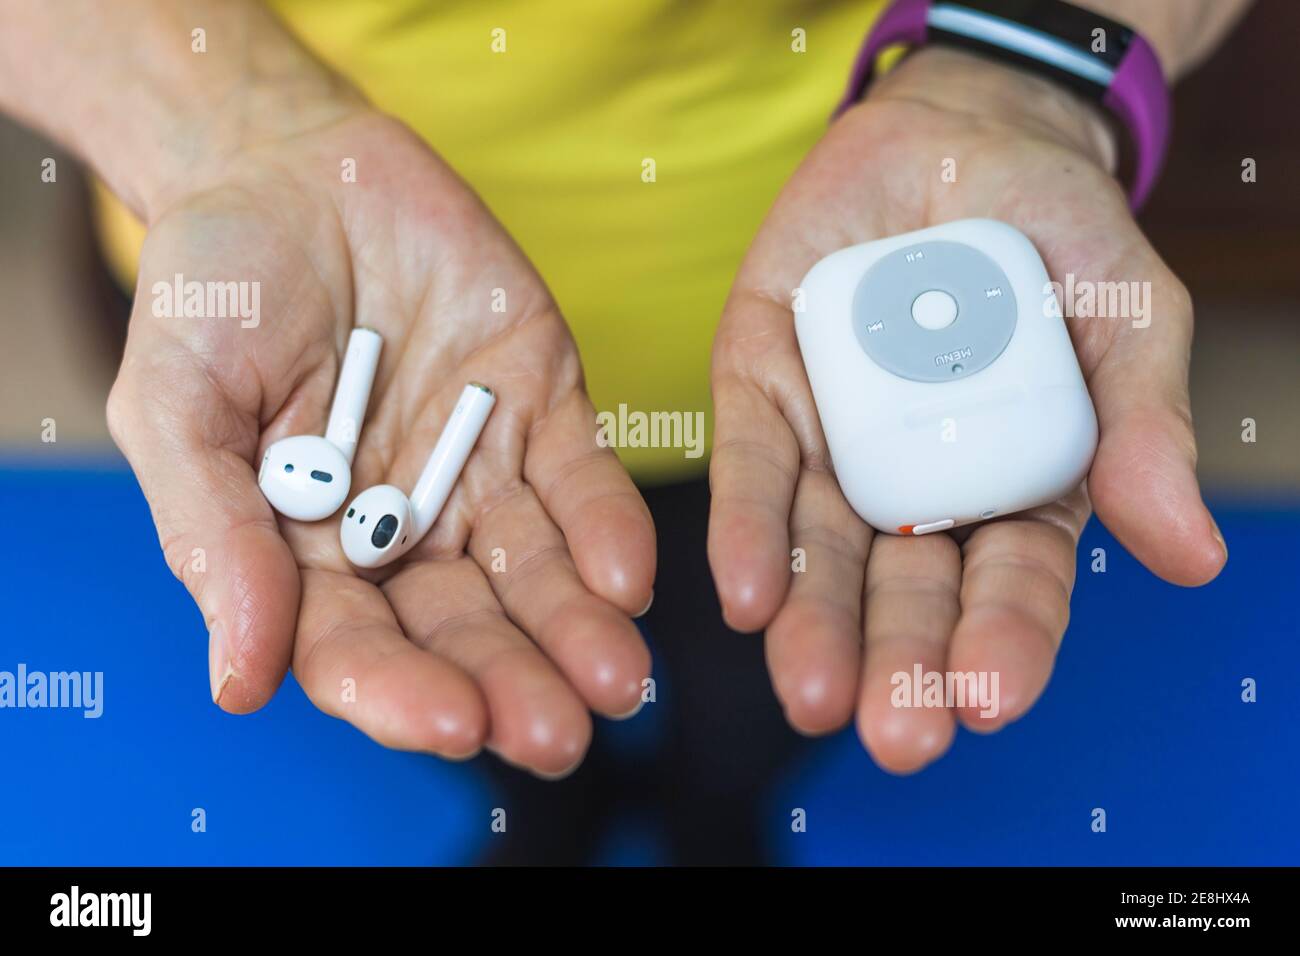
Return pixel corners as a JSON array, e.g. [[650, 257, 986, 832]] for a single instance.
[[1, 1, 1296, 865]]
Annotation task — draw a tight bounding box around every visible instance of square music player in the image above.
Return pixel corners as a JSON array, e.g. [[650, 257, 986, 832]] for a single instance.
[[795, 219, 1098, 535]]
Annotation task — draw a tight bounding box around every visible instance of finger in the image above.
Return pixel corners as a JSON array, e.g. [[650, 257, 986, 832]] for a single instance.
[[383, 557, 593, 778], [764, 468, 871, 734], [468, 485, 650, 718], [856, 532, 963, 774], [107, 353, 298, 714], [709, 279, 834, 633], [1077, 250, 1225, 586], [292, 568, 488, 758], [707, 374, 800, 632], [946, 491, 1090, 733], [524, 388, 656, 616]]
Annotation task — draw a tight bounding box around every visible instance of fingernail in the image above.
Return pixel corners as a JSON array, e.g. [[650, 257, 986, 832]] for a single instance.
[[490, 745, 585, 782], [633, 589, 654, 619], [208, 625, 233, 705], [1210, 515, 1228, 563], [530, 759, 584, 782], [609, 697, 645, 721]]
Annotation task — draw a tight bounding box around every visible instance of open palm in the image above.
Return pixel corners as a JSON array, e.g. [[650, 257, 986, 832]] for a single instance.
[[708, 50, 1225, 772], [109, 109, 654, 777]]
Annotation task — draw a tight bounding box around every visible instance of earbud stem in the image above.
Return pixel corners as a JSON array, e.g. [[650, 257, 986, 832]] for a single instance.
[[410, 383, 496, 538], [324, 328, 383, 464]]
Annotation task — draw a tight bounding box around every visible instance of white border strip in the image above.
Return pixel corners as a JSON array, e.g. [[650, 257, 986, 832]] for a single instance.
[[929, 3, 1116, 87]]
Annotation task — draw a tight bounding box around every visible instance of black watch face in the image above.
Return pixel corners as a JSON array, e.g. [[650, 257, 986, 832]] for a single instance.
[[930, 0, 1135, 97]]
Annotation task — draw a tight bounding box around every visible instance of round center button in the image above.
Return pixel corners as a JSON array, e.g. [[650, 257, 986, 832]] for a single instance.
[[851, 240, 1018, 383], [911, 289, 958, 330]]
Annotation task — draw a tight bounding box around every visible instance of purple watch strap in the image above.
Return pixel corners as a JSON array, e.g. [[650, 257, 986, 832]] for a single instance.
[[834, 0, 931, 117], [1103, 34, 1169, 211], [834, 0, 1169, 211]]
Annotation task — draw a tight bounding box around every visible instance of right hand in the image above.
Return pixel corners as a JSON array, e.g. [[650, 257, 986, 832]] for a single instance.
[[108, 106, 655, 778]]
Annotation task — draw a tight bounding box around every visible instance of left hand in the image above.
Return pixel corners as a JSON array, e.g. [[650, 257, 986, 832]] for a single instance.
[[707, 47, 1226, 773]]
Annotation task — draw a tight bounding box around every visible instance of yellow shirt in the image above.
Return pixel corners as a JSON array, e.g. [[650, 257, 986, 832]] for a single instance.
[[96, 0, 883, 482]]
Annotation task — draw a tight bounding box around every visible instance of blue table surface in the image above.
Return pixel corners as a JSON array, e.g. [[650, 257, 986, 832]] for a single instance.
[[1, 461, 1297, 865]]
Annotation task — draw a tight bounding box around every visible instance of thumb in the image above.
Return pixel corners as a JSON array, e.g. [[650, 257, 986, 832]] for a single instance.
[[1085, 268, 1227, 587], [107, 347, 299, 712]]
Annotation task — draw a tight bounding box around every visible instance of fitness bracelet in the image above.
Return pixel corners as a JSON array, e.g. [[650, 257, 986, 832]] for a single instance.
[[836, 0, 1170, 210]]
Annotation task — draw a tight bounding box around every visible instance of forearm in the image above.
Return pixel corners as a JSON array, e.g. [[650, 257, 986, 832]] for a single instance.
[[0, 0, 361, 220], [1070, 0, 1255, 80]]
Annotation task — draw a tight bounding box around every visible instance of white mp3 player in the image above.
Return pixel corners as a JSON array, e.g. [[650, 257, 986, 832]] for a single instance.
[[795, 219, 1097, 536]]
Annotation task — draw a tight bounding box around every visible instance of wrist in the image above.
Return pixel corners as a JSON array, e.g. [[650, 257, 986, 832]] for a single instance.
[[143, 71, 367, 221], [125, 26, 369, 222], [861, 46, 1119, 174]]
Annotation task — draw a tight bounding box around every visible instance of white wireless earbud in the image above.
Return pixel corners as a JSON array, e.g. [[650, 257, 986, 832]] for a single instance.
[[258, 328, 383, 521], [340, 382, 496, 569]]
